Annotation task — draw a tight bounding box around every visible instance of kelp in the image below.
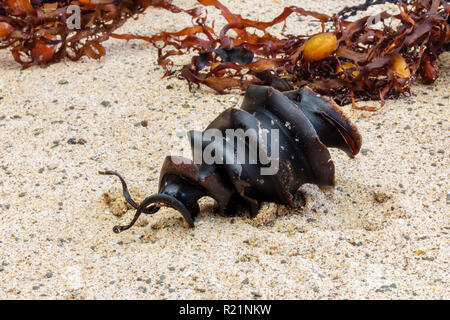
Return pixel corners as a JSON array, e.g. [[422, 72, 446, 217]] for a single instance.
[[117, 0, 448, 108], [0, 0, 449, 107], [0, 0, 201, 67]]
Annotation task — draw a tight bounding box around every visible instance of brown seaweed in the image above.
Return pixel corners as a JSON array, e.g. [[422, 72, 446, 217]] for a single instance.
[[114, 0, 449, 108], [1, 0, 448, 107], [0, 0, 201, 67]]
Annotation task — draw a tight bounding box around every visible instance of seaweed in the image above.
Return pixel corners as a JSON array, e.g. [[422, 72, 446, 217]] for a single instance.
[[0, 0, 201, 67], [124, 0, 448, 108], [1, 0, 448, 108]]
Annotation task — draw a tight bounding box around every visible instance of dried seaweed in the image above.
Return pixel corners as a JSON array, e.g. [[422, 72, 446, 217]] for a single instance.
[[114, 0, 449, 108], [0, 0, 201, 67], [1, 0, 448, 108]]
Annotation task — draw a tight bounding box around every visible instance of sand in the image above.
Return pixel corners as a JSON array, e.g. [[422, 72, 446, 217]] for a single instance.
[[0, 0, 448, 299]]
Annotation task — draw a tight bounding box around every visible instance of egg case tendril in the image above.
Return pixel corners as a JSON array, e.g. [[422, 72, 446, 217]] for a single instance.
[[100, 85, 362, 233]]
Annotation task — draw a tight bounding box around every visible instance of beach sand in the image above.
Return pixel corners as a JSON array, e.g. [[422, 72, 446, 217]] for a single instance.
[[0, 0, 448, 299]]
